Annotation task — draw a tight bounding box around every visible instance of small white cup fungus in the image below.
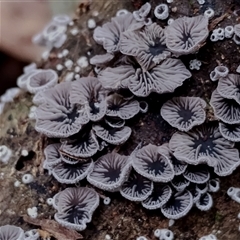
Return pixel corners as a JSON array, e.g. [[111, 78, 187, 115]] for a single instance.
[[47, 198, 53, 206], [214, 65, 229, 77], [64, 59, 73, 69], [65, 72, 74, 82], [14, 180, 21, 187], [103, 197, 111, 205], [199, 234, 217, 240], [136, 237, 147, 240], [210, 32, 219, 42], [75, 66, 81, 73], [227, 187, 240, 204], [56, 64, 64, 71], [159, 229, 174, 240], [22, 174, 34, 184], [88, 19, 96, 29], [41, 50, 49, 60], [225, 26, 234, 38], [27, 207, 38, 219], [70, 28, 79, 36], [24, 229, 39, 240], [154, 4, 169, 20], [168, 219, 175, 227], [189, 59, 202, 70], [167, 18, 174, 25], [0, 145, 12, 164], [214, 28, 225, 40], [204, 8, 214, 19], [197, 0, 205, 4], [21, 149, 28, 157], [62, 49, 69, 57], [77, 56, 89, 68], [116, 9, 129, 17], [154, 229, 161, 238]]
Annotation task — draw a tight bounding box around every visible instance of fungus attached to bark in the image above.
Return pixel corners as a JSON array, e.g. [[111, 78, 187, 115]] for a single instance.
[[35, 82, 83, 138], [93, 13, 140, 53], [92, 123, 131, 145], [106, 93, 140, 119], [195, 192, 213, 211], [183, 165, 210, 184], [133, 2, 151, 21], [219, 122, 240, 142], [0, 225, 24, 240], [141, 183, 172, 210], [130, 58, 191, 97], [52, 160, 93, 184], [70, 77, 107, 122], [132, 144, 174, 182], [87, 152, 131, 192], [120, 23, 171, 70], [169, 123, 240, 176], [60, 130, 99, 158], [161, 190, 193, 219], [210, 90, 240, 124], [26, 69, 58, 94], [165, 15, 209, 56], [54, 187, 99, 231], [160, 97, 206, 131], [217, 74, 240, 105], [120, 170, 153, 201]]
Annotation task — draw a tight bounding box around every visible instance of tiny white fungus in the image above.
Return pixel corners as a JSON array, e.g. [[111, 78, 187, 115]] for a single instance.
[[204, 8, 214, 19], [62, 49, 69, 57], [168, 219, 175, 227], [65, 72, 74, 82], [116, 9, 129, 17], [68, 21, 74, 26], [77, 56, 89, 68], [74, 66, 81, 73], [0, 145, 12, 164], [225, 26, 234, 38], [154, 229, 161, 237], [105, 234, 111, 240], [154, 4, 169, 20], [136, 237, 147, 240], [197, 0, 205, 4], [22, 174, 34, 184], [103, 197, 111, 205], [75, 74, 80, 80], [56, 64, 64, 71], [47, 198, 53, 206], [167, 0, 174, 3], [14, 180, 21, 187], [21, 149, 28, 157], [27, 207, 38, 219], [70, 28, 79, 36], [88, 19, 96, 29], [57, 53, 63, 58], [41, 50, 49, 60], [65, 59, 73, 69], [168, 18, 174, 25]]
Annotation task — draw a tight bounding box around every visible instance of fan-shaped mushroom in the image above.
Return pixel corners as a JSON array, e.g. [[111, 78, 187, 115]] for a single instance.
[[0, 225, 24, 240], [219, 122, 240, 142], [195, 192, 213, 211], [133, 2, 151, 21], [160, 97, 206, 131], [183, 165, 210, 184]]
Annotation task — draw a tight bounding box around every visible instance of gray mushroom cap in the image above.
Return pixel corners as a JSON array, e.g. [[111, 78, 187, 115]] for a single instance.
[[54, 187, 99, 231], [120, 23, 171, 71], [120, 169, 153, 201], [90, 53, 114, 66], [60, 129, 99, 158], [132, 144, 174, 182], [195, 192, 213, 211], [234, 23, 240, 38], [169, 124, 240, 176], [52, 160, 93, 184], [92, 123, 131, 145], [128, 58, 191, 97], [43, 143, 62, 168], [219, 122, 240, 142], [217, 74, 240, 105], [183, 165, 210, 184], [104, 116, 125, 128], [17, 70, 41, 90], [165, 15, 209, 56], [0, 225, 24, 240], [106, 93, 140, 119], [35, 82, 83, 138], [87, 152, 132, 192], [133, 2, 151, 21], [26, 69, 58, 94], [210, 89, 240, 124], [93, 13, 140, 53], [70, 77, 107, 122], [161, 190, 193, 219], [141, 183, 172, 210], [160, 97, 206, 132]]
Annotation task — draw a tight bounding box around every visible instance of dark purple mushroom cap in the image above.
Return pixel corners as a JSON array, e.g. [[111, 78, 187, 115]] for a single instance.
[[98, 65, 136, 90], [54, 187, 99, 231], [44, 143, 62, 168], [104, 116, 125, 128], [183, 165, 210, 184], [26, 69, 58, 94], [165, 15, 209, 56], [158, 143, 187, 176], [210, 89, 240, 124], [128, 58, 192, 97], [90, 53, 114, 66], [133, 2, 151, 21], [120, 23, 171, 71], [195, 192, 213, 211], [60, 130, 99, 158], [132, 144, 174, 182], [141, 183, 172, 210], [35, 82, 83, 138], [160, 97, 206, 132], [87, 152, 131, 192], [169, 124, 240, 176], [161, 190, 193, 219], [92, 123, 131, 145], [217, 74, 240, 105], [93, 13, 140, 53], [70, 77, 107, 122], [171, 175, 190, 191], [52, 160, 93, 184], [120, 169, 153, 201], [0, 225, 24, 240], [219, 122, 240, 142], [106, 93, 140, 119]]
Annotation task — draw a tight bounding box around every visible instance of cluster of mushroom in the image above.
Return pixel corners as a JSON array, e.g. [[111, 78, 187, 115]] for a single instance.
[[0, 225, 39, 240], [210, 72, 240, 142]]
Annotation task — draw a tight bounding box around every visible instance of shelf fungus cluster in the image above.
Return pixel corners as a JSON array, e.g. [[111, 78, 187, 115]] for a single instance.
[[14, 1, 240, 234]]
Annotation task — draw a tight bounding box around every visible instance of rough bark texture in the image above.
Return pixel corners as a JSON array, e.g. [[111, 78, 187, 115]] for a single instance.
[[1, 0, 240, 239]]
